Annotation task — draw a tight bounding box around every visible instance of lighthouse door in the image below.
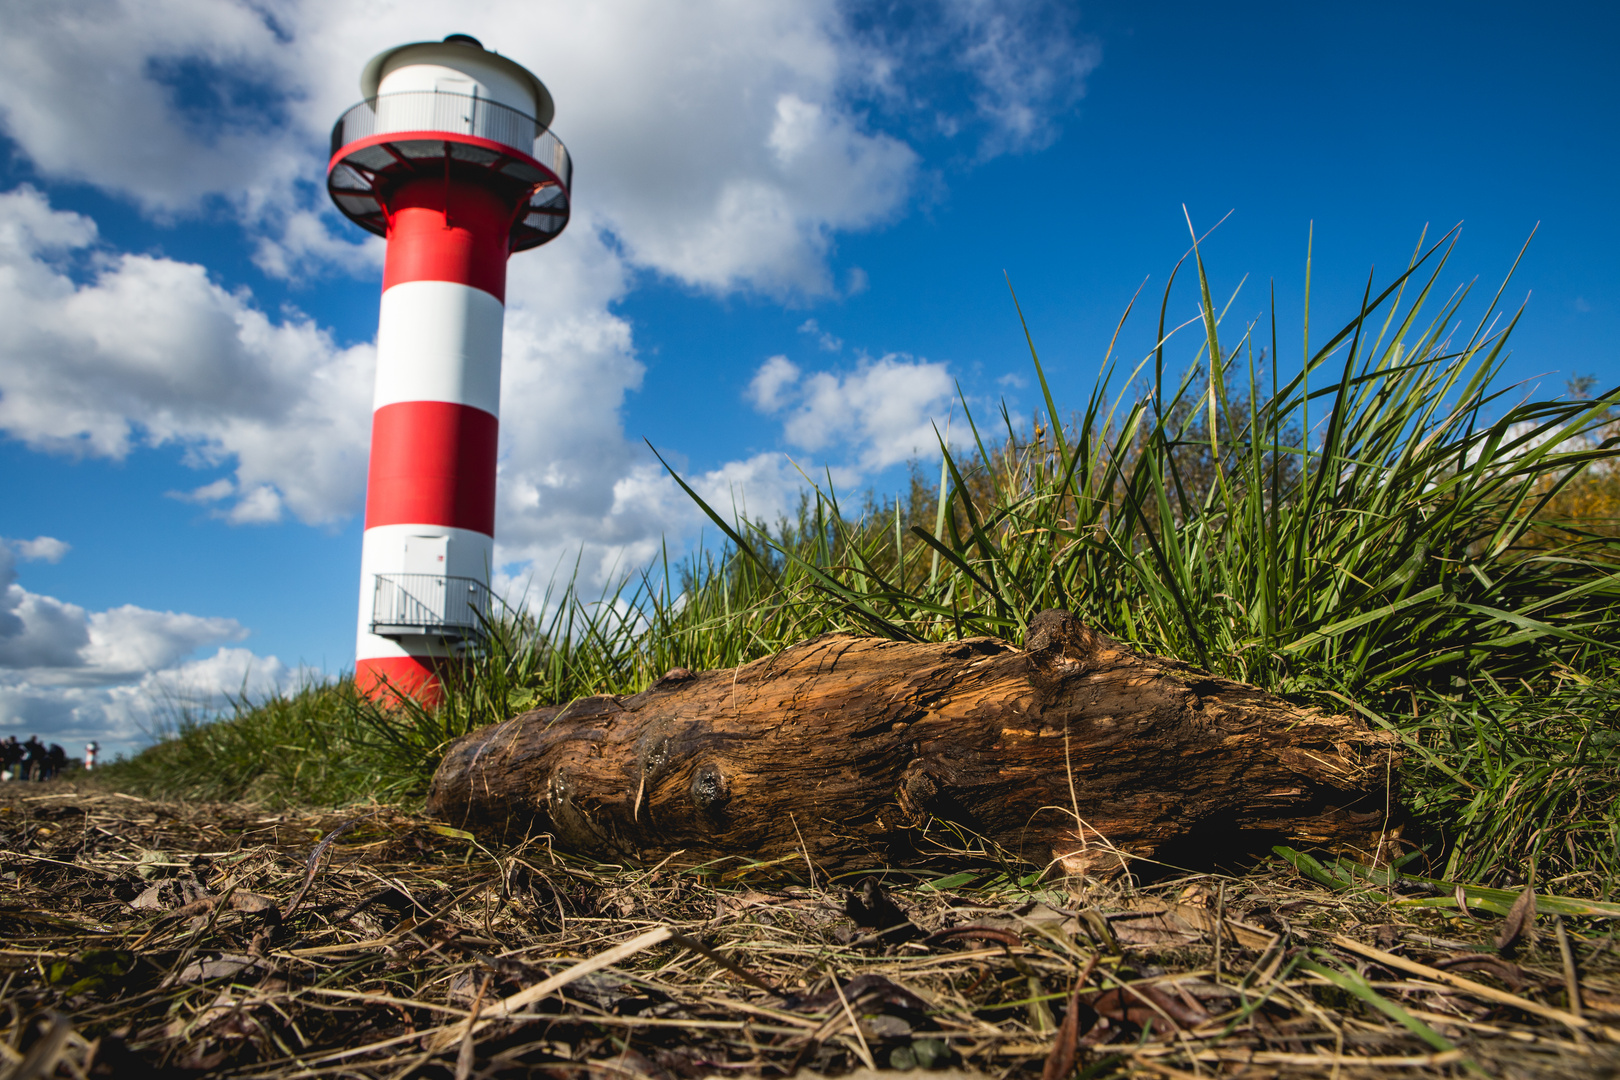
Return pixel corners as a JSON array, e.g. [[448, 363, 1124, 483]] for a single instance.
[[403, 535, 450, 624], [436, 73, 478, 135]]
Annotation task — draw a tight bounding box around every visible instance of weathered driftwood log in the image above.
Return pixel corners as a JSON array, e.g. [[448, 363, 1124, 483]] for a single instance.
[[427, 610, 1400, 877]]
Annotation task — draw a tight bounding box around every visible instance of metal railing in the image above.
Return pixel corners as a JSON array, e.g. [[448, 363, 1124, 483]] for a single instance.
[[331, 90, 572, 191], [371, 573, 492, 641]]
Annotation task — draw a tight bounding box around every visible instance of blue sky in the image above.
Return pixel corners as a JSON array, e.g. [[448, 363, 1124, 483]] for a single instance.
[[1, 0, 1615, 756]]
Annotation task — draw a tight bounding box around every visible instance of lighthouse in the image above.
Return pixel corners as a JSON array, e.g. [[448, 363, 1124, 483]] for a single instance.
[[327, 35, 571, 701]]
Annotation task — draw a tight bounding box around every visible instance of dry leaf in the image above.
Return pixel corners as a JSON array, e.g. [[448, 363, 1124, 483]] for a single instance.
[[1495, 886, 1537, 955], [1084, 983, 1208, 1034], [1112, 898, 1275, 950], [129, 884, 169, 911], [228, 892, 281, 919], [1108, 910, 1201, 947], [1434, 953, 1526, 992], [174, 954, 262, 985]]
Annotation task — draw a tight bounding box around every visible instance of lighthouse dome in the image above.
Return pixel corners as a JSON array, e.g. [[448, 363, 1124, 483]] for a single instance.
[[362, 35, 555, 129]]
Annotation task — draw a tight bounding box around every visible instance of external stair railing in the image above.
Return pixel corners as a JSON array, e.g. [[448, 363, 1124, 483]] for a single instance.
[[371, 573, 493, 642]]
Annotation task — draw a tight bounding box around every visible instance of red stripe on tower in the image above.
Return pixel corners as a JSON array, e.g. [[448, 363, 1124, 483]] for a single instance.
[[365, 402, 500, 534], [381, 178, 514, 302], [328, 35, 571, 704]]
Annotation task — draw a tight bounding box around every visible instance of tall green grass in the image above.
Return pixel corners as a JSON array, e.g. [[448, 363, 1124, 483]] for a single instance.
[[105, 224, 1620, 888], [684, 225, 1620, 700]]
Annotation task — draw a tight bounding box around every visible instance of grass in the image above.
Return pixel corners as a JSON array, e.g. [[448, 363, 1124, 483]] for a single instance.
[[104, 681, 428, 807], [1404, 678, 1620, 891], [102, 221, 1620, 894]]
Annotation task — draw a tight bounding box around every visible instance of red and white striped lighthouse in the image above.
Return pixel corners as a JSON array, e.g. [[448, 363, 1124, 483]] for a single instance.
[[327, 35, 571, 702]]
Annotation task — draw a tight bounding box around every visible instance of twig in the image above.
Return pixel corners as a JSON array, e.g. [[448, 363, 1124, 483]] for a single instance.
[[430, 926, 675, 1050], [832, 973, 877, 1070], [454, 975, 491, 1080], [790, 814, 817, 892]]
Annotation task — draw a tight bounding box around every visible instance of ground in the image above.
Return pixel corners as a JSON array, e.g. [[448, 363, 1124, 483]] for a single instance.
[[2, 780, 1617, 1079]]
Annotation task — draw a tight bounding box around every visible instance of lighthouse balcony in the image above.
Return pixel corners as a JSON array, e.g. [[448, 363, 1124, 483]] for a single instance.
[[328, 90, 571, 252], [371, 573, 493, 642]]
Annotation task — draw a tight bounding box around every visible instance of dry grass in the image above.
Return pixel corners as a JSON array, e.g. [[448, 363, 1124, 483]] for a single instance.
[[4, 782, 1620, 1080]]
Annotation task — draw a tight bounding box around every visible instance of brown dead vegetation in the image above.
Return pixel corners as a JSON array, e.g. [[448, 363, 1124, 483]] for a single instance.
[[4, 783, 1619, 1079]]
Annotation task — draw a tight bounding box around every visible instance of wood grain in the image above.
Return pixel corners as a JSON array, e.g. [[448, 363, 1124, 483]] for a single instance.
[[427, 610, 1399, 876]]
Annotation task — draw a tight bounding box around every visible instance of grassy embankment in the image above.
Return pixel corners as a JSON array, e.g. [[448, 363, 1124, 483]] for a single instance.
[[105, 227, 1620, 892]]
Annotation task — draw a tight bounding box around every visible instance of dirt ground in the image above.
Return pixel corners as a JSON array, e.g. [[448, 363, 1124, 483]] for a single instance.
[[2, 780, 1617, 1079]]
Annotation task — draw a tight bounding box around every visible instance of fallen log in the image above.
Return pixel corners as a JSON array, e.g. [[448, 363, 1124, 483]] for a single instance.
[[427, 610, 1400, 877]]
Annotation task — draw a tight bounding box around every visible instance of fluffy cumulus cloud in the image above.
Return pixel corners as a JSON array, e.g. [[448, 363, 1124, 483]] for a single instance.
[[489, 244, 814, 589], [0, 187, 376, 525], [798, 319, 845, 352], [749, 352, 961, 471], [0, 1, 305, 211], [0, 539, 287, 754]]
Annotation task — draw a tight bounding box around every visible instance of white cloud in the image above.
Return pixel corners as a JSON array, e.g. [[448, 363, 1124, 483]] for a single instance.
[[0, 648, 291, 757], [171, 478, 236, 505], [849, 0, 1100, 159], [0, 540, 248, 685], [111, 647, 290, 726], [480, 239, 819, 593], [798, 318, 844, 352], [0, 539, 285, 755], [0, 186, 375, 525], [80, 606, 248, 681], [223, 485, 288, 526], [748, 355, 803, 412], [10, 536, 70, 564], [0, 589, 89, 671], [754, 352, 960, 471], [0, 0, 303, 212], [252, 211, 387, 282], [492, 449, 816, 613], [950, 1, 1100, 156]]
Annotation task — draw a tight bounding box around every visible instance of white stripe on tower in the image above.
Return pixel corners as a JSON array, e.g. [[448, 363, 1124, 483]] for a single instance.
[[372, 281, 505, 416]]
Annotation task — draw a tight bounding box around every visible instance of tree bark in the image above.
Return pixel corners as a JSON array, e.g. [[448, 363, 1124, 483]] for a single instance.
[[427, 610, 1401, 877]]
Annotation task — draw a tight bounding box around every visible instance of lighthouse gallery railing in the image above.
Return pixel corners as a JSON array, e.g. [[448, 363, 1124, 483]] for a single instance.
[[330, 90, 572, 192]]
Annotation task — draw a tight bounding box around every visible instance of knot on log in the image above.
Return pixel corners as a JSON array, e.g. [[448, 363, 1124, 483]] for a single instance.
[[690, 762, 730, 824], [1023, 608, 1109, 663]]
